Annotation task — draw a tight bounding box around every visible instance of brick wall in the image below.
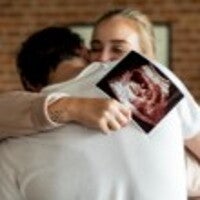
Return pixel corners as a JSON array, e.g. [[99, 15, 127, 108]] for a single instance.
[[0, 0, 199, 102]]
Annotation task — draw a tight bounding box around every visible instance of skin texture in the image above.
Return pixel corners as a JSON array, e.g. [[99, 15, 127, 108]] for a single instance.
[[48, 57, 88, 85], [90, 16, 142, 62], [49, 97, 131, 133]]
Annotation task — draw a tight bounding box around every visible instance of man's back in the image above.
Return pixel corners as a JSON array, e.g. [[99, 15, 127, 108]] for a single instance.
[[0, 62, 187, 200]]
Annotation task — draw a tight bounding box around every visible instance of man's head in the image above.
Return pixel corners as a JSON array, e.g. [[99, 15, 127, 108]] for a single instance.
[[17, 26, 88, 92]]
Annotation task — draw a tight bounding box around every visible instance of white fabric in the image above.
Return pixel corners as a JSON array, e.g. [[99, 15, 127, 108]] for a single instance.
[[0, 61, 200, 200], [44, 92, 69, 127]]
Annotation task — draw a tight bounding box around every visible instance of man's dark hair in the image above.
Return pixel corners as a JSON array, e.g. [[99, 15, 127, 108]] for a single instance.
[[17, 26, 84, 91]]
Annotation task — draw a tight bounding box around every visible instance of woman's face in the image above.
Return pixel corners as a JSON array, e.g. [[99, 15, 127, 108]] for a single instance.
[[90, 16, 141, 62]]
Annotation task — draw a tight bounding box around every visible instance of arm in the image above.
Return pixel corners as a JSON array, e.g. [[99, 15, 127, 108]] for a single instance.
[[185, 132, 200, 197], [0, 91, 60, 139], [48, 97, 132, 134], [0, 91, 131, 139], [185, 134, 200, 163]]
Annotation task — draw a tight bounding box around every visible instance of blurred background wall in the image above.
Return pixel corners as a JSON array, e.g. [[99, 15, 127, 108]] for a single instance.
[[0, 0, 199, 102]]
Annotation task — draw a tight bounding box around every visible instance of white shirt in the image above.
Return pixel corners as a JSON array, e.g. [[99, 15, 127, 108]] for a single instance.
[[0, 61, 200, 200]]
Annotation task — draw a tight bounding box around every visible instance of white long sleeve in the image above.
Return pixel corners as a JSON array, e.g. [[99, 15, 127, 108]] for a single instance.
[[0, 91, 64, 139]]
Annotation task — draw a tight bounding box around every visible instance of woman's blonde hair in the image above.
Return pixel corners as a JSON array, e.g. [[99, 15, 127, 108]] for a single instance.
[[95, 8, 155, 58]]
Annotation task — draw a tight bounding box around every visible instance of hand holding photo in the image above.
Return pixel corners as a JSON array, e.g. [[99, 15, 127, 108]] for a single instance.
[[96, 51, 183, 133]]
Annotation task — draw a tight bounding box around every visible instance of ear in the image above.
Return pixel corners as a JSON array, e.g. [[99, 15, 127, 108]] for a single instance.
[[21, 76, 42, 92]]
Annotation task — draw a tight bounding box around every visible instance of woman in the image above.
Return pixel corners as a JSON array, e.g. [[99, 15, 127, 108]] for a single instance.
[[89, 8, 200, 198]]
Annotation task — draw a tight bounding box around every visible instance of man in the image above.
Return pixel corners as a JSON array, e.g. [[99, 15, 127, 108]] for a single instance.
[[0, 26, 199, 200], [0, 26, 132, 200]]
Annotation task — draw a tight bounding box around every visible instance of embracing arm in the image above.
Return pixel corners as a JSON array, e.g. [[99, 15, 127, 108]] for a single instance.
[[0, 91, 131, 139], [0, 91, 60, 139], [48, 97, 131, 134]]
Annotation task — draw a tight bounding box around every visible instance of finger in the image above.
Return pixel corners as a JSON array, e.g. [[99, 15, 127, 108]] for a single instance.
[[119, 104, 132, 120], [106, 115, 121, 132], [113, 108, 131, 127], [118, 113, 130, 127], [99, 118, 112, 134], [106, 109, 122, 131], [99, 113, 121, 134], [108, 99, 131, 117]]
